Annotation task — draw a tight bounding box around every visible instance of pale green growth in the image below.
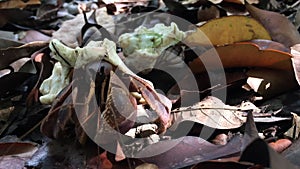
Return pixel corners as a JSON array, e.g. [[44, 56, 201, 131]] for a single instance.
[[40, 39, 107, 104], [39, 62, 70, 104], [39, 38, 154, 104], [118, 22, 186, 72]]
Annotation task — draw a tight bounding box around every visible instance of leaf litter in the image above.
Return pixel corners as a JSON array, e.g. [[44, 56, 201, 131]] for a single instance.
[[1, 0, 300, 168]]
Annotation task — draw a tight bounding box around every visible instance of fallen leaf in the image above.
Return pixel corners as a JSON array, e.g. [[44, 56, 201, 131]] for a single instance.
[[189, 41, 293, 73], [52, 8, 115, 48], [184, 15, 271, 46], [250, 39, 290, 52], [197, 5, 220, 23], [242, 112, 259, 151], [0, 0, 40, 9], [140, 135, 243, 169], [0, 142, 38, 157], [171, 96, 244, 130], [192, 161, 260, 169], [246, 68, 298, 99], [208, 0, 259, 4], [19, 30, 51, 43], [0, 41, 48, 70], [284, 112, 300, 139], [268, 139, 292, 153], [135, 163, 159, 169], [246, 4, 300, 47]]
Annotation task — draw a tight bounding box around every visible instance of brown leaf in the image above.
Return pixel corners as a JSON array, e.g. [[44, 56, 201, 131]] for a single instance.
[[246, 4, 300, 47], [192, 161, 260, 169], [40, 82, 73, 139], [189, 41, 293, 73], [52, 8, 114, 48], [0, 41, 48, 70], [140, 135, 243, 169], [0, 37, 24, 49], [19, 30, 51, 43], [0, 142, 38, 157], [268, 139, 292, 153], [27, 48, 54, 106], [0, 0, 40, 9], [184, 15, 271, 46], [171, 96, 244, 130]]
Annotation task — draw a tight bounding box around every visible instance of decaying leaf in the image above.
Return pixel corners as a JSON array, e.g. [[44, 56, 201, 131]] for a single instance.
[[192, 161, 261, 169], [246, 4, 300, 47], [52, 8, 115, 48], [0, 0, 40, 9], [0, 142, 38, 157], [246, 68, 298, 99], [0, 41, 48, 70], [268, 139, 292, 153], [284, 112, 300, 139], [189, 40, 293, 73], [135, 163, 159, 169], [140, 135, 243, 169], [171, 96, 244, 130], [184, 15, 271, 46], [208, 0, 259, 4]]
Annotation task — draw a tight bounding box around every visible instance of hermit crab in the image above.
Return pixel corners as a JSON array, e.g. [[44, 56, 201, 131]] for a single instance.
[[38, 37, 175, 144]]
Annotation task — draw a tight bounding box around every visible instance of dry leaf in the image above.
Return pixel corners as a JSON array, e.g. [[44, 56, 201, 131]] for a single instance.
[[285, 112, 300, 139], [189, 41, 293, 73], [269, 139, 292, 153], [135, 163, 159, 169], [140, 135, 243, 169], [192, 161, 259, 169], [171, 96, 244, 130], [246, 68, 298, 99], [184, 15, 271, 46], [0, 0, 40, 9], [246, 4, 300, 47], [0, 142, 38, 157], [0, 41, 48, 70], [208, 0, 259, 4], [19, 30, 51, 43], [52, 8, 114, 48]]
